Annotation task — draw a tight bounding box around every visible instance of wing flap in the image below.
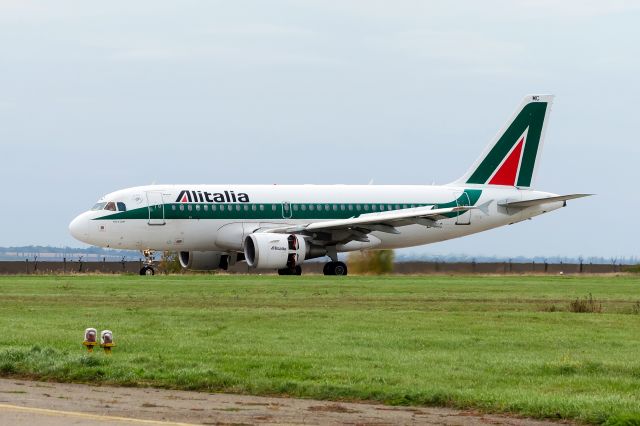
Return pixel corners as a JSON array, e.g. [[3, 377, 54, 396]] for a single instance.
[[263, 205, 473, 234]]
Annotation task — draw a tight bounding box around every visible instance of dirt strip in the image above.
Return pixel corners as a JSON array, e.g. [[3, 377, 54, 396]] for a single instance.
[[0, 378, 567, 425]]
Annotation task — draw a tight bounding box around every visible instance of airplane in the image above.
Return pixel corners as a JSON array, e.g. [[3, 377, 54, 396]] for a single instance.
[[69, 95, 590, 276]]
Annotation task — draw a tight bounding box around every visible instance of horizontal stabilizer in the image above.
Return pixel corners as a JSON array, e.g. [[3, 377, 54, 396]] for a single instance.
[[499, 194, 592, 208]]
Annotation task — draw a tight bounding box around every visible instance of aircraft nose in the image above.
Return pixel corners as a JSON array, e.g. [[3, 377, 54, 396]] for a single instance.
[[69, 214, 89, 242]]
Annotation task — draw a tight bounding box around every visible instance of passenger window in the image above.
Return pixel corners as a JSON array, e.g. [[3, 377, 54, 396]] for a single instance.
[[380, 205, 385, 211], [340, 205, 345, 211], [105, 202, 116, 211], [293, 204, 299, 211], [236, 205, 241, 211], [272, 205, 276, 211], [220, 205, 225, 211], [301, 205, 307, 211], [244, 205, 248, 211], [196, 205, 201, 211], [212, 204, 216, 211], [309, 205, 315, 211], [188, 205, 192, 211], [332, 205, 337, 211], [372, 205, 377, 211], [252, 205, 256, 211], [403, 204, 407, 209], [348, 205, 353, 211], [204, 205, 208, 211], [116, 202, 127, 212], [179, 205, 184, 211], [172, 205, 176, 211], [317, 204, 322, 211], [364, 205, 369, 211], [259, 205, 264, 211], [356, 205, 361, 211]]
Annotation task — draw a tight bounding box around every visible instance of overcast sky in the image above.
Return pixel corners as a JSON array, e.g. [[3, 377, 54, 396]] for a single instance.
[[0, 1, 637, 259]]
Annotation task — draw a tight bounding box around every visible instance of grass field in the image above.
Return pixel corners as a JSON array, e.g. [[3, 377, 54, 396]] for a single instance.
[[0, 275, 639, 424]]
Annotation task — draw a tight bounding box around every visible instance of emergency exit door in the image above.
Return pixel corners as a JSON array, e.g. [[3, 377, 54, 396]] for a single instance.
[[146, 192, 166, 225], [455, 192, 471, 225]]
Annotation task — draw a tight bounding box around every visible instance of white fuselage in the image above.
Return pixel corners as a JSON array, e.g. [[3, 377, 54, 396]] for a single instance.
[[69, 184, 563, 254]]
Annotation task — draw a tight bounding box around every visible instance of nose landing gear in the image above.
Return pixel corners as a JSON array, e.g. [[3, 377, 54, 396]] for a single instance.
[[139, 250, 156, 276]]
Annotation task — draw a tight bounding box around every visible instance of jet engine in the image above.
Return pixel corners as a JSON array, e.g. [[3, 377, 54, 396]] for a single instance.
[[179, 251, 227, 270], [244, 233, 307, 269]]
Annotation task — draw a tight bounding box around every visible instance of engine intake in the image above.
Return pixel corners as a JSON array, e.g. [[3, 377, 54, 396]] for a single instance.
[[244, 233, 307, 269]]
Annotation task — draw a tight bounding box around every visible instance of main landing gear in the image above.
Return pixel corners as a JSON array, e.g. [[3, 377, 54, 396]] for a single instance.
[[139, 250, 156, 276], [278, 265, 302, 275], [323, 261, 348, 276]]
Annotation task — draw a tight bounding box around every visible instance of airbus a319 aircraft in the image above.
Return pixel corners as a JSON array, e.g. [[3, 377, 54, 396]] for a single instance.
[[69, 95, 589, 276]]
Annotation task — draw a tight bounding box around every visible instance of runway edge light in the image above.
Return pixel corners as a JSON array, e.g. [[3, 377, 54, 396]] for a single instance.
[[100, 330, 115, 354], [83, 328, 98, 353]]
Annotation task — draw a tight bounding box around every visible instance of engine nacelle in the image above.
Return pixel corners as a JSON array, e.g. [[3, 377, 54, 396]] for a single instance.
[[179, 251, 226, 270], [244, 233, 307, 269]]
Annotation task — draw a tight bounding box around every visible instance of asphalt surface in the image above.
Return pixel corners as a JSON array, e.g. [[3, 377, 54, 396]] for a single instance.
[[0, 378, 565, 425]]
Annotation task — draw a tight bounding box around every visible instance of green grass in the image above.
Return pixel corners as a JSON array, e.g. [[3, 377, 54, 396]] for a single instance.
[[0, 275, 639, 424]]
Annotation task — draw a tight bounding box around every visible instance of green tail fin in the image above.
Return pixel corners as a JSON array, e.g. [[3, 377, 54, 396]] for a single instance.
[[454, 95, 554, 188]]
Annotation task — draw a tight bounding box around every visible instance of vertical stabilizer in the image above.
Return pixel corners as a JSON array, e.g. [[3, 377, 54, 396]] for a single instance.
[[452, 95, 554, 188]]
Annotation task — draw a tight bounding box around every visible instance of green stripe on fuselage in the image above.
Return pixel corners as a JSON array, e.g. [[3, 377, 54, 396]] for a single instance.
[[94, 190, 482, 221]]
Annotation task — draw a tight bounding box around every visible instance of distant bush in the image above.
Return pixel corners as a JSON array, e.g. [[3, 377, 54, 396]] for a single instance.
[[159, 251, 182, 274], [347, 250, 394, 275], [568, 293, 603, 313], [632, 301, 640, 315], [623, 265, 640, 273], [540, 304, 562, 312]]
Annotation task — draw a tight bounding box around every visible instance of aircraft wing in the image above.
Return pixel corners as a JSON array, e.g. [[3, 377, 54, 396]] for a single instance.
[[260, 205, 474, 243], [498, 194, 592, 208]]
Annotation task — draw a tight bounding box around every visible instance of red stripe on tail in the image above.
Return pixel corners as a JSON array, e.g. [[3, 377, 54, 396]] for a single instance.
[[488, 138, 524, 186]]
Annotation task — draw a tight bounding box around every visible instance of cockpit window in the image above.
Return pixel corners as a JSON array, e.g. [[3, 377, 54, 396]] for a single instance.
[[91, 203, 106, 211], [117, 202, 127, 212], [104, 202, 117, 211]]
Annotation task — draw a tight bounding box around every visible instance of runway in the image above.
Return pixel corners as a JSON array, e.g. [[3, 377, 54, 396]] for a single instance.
[[0, 378, 562, 425]]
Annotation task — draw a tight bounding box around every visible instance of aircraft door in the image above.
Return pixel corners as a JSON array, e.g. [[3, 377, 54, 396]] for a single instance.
[[146, 191, 166, 225], [455, 191, 471, 225], [282, 202, 292, 219]]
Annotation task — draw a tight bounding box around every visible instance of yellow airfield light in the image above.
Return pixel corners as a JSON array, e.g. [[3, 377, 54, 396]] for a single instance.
[[82, 328, 98, 353], [100, 330, 116, 354]]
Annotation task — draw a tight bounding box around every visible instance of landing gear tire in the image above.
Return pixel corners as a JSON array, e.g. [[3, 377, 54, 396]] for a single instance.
[[323, 261, 348, 276], [140, 266, 155, 276], [278, 266, 302, 276]]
